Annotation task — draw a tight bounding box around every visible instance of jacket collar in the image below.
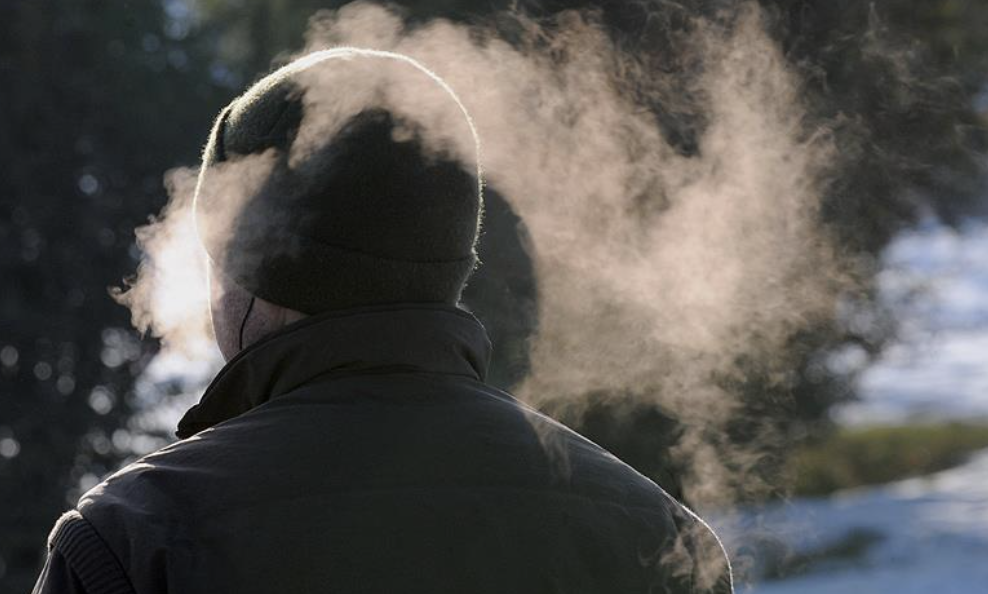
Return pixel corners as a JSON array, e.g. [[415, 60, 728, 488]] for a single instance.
[[176, 303, 492, 439]]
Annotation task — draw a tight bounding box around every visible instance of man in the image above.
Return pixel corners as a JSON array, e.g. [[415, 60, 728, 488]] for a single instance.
[[34, 49, 732, 593]]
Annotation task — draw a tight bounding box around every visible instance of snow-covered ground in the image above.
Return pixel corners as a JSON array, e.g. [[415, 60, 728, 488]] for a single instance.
[[836, 218, 988, 425], [728, 450, 988, 593], [729, 219, 988, 593]]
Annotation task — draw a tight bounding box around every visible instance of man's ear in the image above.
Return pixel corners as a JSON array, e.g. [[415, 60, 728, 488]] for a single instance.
[[207, 260, 308, 361], [238, 297, 306, 352], [207, 261, 255, 362]]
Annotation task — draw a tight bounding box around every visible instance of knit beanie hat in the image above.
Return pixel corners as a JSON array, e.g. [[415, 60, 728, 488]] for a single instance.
[[193, 50, 483, 314]]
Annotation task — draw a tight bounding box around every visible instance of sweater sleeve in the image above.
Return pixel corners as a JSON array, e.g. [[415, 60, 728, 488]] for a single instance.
[[32, 511, 136, 594]]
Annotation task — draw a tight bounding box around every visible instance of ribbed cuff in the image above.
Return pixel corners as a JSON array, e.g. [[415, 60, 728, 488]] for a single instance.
[[48, 511, 136, 594]]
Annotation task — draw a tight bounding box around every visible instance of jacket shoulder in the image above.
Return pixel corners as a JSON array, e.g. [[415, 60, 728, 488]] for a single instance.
[[37, 510, 136, 594], [74, 449, 198, 594]]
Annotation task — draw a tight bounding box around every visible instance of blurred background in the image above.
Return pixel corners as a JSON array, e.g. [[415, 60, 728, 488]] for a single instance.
[[1, 1, 987, 592]]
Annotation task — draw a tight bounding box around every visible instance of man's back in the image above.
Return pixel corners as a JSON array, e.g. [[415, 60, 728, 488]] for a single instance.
[[41, 305, 731, 593]]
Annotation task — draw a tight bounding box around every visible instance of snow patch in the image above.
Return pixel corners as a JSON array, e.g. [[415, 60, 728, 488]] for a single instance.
[[837, 219, 988, 425]]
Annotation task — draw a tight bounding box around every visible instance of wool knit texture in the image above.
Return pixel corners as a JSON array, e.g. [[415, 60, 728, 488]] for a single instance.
[[194, 58, 481, 314]]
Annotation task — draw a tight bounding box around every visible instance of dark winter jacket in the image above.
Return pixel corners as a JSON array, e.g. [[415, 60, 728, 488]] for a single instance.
[[34, 304, 733, 594]]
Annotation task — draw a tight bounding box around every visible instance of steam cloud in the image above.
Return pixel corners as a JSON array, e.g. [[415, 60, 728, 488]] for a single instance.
[[119, 0, 850, 518]]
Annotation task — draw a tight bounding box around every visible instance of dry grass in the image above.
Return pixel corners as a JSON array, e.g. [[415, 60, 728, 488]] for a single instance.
[[789, 422, 988, 497]]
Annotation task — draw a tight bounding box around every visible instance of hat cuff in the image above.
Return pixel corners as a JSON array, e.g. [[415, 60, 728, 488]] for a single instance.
[[210, 233, 477, 314]]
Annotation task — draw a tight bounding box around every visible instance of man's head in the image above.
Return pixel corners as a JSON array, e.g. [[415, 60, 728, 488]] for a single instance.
[[194, 50, 483, 359]]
